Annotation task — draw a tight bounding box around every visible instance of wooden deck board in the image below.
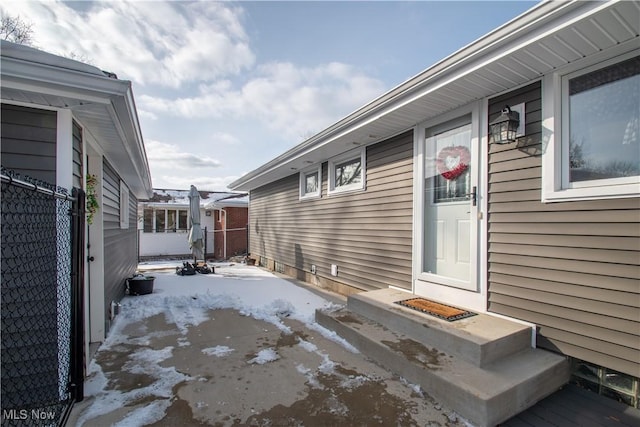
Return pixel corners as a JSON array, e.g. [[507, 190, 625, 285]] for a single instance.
[[509, 411, 554, 427], [500, 384, 640, 427]]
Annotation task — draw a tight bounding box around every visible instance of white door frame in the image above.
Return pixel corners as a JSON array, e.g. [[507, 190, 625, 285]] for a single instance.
[[411, 100, 489, 312], [84, 134, 106, 343]]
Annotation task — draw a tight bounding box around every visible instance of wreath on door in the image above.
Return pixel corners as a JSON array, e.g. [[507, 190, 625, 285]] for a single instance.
[[436, 146, 471, 180]]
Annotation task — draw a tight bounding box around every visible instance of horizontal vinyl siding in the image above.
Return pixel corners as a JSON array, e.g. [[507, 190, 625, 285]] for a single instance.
[[102, 160, 138, 333], [487, 82, 640, 377], [1, 104, 57, 184], [72, 120, 83, 189], [250, 131, 413, 291]]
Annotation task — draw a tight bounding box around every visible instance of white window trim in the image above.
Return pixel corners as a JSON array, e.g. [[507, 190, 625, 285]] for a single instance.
[[119, 180, 129, 229], [299, 164, 322, 200], [542, 47, 640, 203], [328, 148, 366, 195]]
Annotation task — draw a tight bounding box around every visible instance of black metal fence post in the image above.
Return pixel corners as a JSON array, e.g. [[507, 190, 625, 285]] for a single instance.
[[69, 188, 85, 403]]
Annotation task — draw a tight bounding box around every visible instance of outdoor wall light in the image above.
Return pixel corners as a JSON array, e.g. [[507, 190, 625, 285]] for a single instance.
[[489, 105, 521, 144]]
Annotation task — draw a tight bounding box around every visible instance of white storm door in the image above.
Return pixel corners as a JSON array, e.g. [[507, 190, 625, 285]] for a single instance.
[[422, 117, 477, 291]]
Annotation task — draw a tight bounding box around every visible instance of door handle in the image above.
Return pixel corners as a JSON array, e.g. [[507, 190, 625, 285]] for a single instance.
[[88, 256, 95, 262], [467, 186, 477, 206]]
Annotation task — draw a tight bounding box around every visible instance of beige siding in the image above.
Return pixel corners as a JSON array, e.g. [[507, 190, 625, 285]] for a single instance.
[[487, 82, 640, 377], [250, 131, 413, 291]]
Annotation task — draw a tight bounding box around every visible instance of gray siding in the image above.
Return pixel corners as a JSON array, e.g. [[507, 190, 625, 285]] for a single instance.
[[1, 104, 57, 184], [250, 131, 414, 291], [72, 120, 83, 189], [102, 160, 138, 333], [487, 82, 640, 377]]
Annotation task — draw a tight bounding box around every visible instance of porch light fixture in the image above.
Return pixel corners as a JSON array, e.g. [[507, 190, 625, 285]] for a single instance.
[[489, 105, 520, 144]]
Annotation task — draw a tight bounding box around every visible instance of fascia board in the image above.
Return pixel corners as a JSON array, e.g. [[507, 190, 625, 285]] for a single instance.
[[108, 93, 153, 199], [334, 1, 613, 129], [205, 200, 248, 209], [0, 39, 105, 76], [142, 202, 190, 209], [103, 101, 153, 200], [1, 55, 129, 100], [1, 75, 112, 106]]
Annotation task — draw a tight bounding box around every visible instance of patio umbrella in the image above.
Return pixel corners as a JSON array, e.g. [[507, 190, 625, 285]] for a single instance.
[[187, 185, 204, 263]]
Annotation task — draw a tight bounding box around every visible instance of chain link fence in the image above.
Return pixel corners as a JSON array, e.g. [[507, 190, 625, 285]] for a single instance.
[[1, 168, 83, 426]]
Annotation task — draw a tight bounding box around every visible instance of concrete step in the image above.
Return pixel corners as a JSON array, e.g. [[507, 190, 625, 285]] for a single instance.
[[349, 288, 532, 367], [316, 306, 569, 427]]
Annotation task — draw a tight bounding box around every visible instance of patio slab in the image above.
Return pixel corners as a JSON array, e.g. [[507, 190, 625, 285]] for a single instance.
[[66, 264, 468, 426]]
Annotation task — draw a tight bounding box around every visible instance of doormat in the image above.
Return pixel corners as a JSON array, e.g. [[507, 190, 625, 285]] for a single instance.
[[395, 298, 476, 322]]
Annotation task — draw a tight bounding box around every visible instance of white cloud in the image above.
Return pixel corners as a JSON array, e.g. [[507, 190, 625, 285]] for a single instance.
[[137, 109, 158, 121], [139, 61, 386, 140], [3, 0, 388, 186], [146, 140, 221, 169], [210, 132, 241, 145], [4, 0, 254, 88]]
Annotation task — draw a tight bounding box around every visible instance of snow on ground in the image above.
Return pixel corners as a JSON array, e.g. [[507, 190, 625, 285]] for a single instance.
[[201, 345, 234, 357], [112, 262, 351, 348], [79, 262, 356, 426], [75, 261, 475, 427], [247, 347, 280, 365]]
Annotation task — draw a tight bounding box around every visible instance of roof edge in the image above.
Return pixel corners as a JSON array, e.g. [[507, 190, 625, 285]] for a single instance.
[[1, 41, 153, 199], [228, 0, 579, 191]]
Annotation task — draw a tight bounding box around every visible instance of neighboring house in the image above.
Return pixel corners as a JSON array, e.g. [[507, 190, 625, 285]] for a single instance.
[[230, 0, 639, 411], [205, 193, 250, 260], [138, 189, 248, 260], [1, 40, 152, 415]]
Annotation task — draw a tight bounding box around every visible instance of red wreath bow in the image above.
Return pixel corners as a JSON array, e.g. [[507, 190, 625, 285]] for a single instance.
[[436, 146, 470, 180]]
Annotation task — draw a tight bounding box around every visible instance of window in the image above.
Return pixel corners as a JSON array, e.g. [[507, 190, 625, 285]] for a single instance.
[[328, 148, 366, 194], [143, 209, 153, 232], [178, 210, 188, 230], [167, 210, 177, 232], [143, 208, 189, 232], [119, 181, 129, 229], [155, 210, 165, 232], [543, 50, 639, 202], [299, 165, 322, 199]]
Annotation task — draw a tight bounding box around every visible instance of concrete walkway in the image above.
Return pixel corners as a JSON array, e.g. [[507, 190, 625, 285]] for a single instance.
[[66, 265, 469, 426]]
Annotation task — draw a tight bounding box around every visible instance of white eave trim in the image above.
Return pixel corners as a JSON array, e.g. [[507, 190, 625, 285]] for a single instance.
[[1, 55, 132, 100], [141, 202, 191, 209], [206, 201, 249, 209], [1, 48, 153, 199]]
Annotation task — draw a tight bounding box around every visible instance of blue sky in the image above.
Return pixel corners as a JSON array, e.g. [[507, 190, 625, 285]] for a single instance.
[[2, 0, 537, 190]]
